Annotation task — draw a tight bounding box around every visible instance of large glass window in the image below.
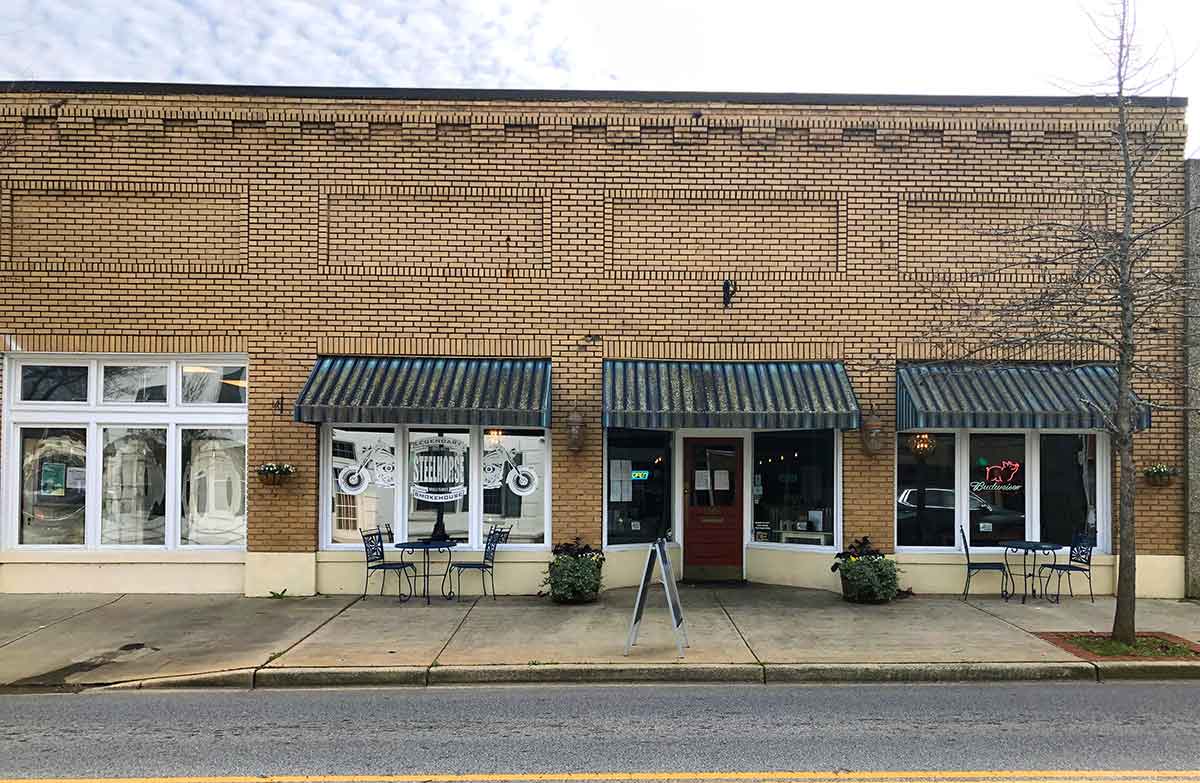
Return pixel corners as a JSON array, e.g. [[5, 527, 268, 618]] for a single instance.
[[896, 432, 957, 547], [101, 427, 167, 545], [407, 430, 470, 543], [482, 428, 546, 544], [180, 428, 247, 546], [1040, 433, 1098, 547], [330, 428, 397, 544], [181, 365, 248, 404], [752, 430, 835, 546], [103, 365, 168, 403], [606, 429, 671, 546], [968, 433, 1027, 546], [7, 355, 247, 550], [19, 427, 87, 544], [21, 365, 89, 402]]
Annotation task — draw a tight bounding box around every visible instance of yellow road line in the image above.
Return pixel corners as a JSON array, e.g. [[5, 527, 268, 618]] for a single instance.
[[2, 771, 1200, 783]]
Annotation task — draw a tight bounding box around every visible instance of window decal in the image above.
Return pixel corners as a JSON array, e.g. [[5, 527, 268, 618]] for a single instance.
[[409, 436, 468, 503], [482, 442, 539, 497], [336, 438, 397, 495]]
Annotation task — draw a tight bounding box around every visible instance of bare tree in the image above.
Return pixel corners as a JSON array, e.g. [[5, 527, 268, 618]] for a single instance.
[[916, 0, 1194, 644]]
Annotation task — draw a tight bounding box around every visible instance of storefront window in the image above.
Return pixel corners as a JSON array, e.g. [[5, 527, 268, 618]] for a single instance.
[[181, 365, 248, 404], [19, 427, 87, 544], [1040, 433, 1097, 547], [180, 428, 247, 546], [896, 432, 957, 547], [482, 428, 546, 544], [330, 428, 397, 544], [21, 365, 88, 402], [103, 365, 168, 403], [968, 433, 1026, 547], [408, 430, 470, 542], [752, 430, 835, 546], [101, 427, 167, 545], [606, 429, 671, 546]]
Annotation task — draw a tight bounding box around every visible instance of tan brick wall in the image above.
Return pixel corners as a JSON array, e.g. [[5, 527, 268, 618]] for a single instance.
[[0, 91, 1188, 556]]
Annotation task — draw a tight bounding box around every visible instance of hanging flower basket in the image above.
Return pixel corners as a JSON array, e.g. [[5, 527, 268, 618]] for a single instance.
[[1144, 464, 1176, 487], [257, 463, 297, 485]]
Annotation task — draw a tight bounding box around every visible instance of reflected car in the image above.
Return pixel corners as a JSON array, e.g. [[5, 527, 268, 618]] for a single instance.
[[897, 487, 1024, 547]]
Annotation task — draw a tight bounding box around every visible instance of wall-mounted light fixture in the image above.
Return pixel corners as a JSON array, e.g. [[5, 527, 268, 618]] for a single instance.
[[860, 412, 885, 455], [723, 278, 738, 308], [566, 412, 585, 452], [907, 432, 937, 460]]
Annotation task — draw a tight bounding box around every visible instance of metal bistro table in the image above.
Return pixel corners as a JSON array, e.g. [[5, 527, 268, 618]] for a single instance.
[[1000, 540, 1057, 603], [394, 539, 457, 605]]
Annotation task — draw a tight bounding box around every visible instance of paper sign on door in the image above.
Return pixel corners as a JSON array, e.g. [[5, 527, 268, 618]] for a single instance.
[[694, 470, 710, 491], [713, 470, 730, 491]]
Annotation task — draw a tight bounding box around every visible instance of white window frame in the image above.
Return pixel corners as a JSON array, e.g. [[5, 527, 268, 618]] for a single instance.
[[318, 423, 552, 552], [893, 427, 1112, 555], [1, 354, 248, 552]]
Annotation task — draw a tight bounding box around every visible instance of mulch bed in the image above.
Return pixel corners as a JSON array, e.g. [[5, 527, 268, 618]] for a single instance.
[[1037, 631, 1200, 661]]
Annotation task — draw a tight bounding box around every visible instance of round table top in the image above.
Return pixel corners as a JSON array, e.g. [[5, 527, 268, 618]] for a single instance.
[[394, 539, 459, 549]]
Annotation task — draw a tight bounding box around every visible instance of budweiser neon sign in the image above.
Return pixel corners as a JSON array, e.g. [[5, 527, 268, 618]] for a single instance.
[[971, 459, 1022, 492]]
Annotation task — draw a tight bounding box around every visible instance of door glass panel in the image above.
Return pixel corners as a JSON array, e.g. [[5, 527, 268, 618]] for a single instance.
[[19, 427, 87, 544], [688, 443, 737, 507], [1040, 433, 1098, 547], [968, 433, 1027, 546]]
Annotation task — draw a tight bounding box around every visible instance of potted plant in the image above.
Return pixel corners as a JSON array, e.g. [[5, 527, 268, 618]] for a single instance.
[[830, 536, 899, 604], [256, 462, 297, 485], [1143, 464, 1176, 487], [543, 538, 605, 604]]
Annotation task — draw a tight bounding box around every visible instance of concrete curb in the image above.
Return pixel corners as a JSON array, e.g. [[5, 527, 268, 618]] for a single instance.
[[428, 663, 765, 685], [99, 668, 257, 690], [1094, 660, 1200, 680], [763, 661, 1097, 683], [254, 666, 427, 688]]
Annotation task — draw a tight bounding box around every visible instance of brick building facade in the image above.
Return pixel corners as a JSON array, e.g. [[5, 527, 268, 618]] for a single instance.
[[0, 83, 1190, 598]]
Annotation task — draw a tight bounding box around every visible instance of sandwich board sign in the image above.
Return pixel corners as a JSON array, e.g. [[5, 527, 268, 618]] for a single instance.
[[624, 537, 688, 658]]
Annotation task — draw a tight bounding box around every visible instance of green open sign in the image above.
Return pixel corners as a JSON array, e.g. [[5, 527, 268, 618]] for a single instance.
[[630, 470, 650, 480]]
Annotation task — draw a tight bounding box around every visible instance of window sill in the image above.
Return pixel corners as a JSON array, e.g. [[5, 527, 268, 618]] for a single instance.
[[604, 542, 677, 552], [0, 549, 245, 564], [316, 549, 551, 563], [747, 541, 836, 553]]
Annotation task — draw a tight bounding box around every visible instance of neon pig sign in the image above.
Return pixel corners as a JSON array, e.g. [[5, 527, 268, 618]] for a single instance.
[[971, 460, 1022, 492]]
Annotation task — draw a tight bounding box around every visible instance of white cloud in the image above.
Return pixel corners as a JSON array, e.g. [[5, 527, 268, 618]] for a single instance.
[[0, 0, 1195, 151]]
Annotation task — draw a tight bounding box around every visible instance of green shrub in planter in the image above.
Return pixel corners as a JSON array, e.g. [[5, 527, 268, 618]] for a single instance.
[[830, 537, 899, 604], [543, 538, 605, 604]]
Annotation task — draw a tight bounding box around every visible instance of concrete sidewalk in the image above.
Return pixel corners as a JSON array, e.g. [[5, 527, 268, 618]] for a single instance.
[[1, 584, 1197, 689]]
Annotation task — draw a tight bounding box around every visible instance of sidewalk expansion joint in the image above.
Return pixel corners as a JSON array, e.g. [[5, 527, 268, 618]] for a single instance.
[[425, 596, 480, 684], [249, 595, 362, 689], [0, 593, 127, 651], [712, 589, 765, 683]]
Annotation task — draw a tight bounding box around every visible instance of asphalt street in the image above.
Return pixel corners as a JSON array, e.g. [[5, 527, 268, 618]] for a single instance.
[[2, 683, 1200, 780]]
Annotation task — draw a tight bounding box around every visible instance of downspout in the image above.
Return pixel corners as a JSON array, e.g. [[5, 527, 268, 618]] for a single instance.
[[1186, 158, 1200, 599]]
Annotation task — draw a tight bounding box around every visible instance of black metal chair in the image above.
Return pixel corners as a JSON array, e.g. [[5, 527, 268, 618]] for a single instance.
[[961, 525, 1011, 600], [450, 525, 510, 600], [360, 528, 415, 600], [1038, 534, 1095, 603]]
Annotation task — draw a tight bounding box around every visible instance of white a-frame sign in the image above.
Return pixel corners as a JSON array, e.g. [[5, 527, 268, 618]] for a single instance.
[[623, 537, 689, 658]]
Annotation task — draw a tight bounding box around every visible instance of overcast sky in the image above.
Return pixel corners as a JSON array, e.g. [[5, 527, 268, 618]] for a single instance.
[[1, 0, 1197, 154]]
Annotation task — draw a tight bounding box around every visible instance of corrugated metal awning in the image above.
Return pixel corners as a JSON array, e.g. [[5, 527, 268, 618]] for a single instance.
[[896, 363, 1151, 431], [294, 356, 552, 427], [603, 360, 861, 430]]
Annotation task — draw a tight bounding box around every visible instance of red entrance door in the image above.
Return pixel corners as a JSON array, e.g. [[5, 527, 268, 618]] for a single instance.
[[682, 438, 743, 581]]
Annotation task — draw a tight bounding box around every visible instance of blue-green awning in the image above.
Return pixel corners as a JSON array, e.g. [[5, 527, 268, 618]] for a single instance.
[[603, 360, 861, 430], [294, 356, 551, 427], [896, 363, 1151, 431]]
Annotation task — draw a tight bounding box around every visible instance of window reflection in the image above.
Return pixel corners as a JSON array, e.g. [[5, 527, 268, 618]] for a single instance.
[[180, 428, 246, 546], [896, 432, 956, 547], [20, 428, 87, 544], [101, 427, 167, 545]]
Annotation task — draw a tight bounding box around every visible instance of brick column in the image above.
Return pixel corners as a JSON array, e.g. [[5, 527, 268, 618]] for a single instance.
[[1185, 159, 1200, 598]]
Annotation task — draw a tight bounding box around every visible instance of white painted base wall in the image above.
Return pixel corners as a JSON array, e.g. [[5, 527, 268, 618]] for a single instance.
[[0, 546, 1185, 599], [0, 550, 244, 593]]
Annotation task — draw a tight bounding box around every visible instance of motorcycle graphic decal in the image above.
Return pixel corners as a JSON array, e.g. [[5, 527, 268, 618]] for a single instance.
[[482, 443, 539, 497], [336, 442, 397, 496]]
